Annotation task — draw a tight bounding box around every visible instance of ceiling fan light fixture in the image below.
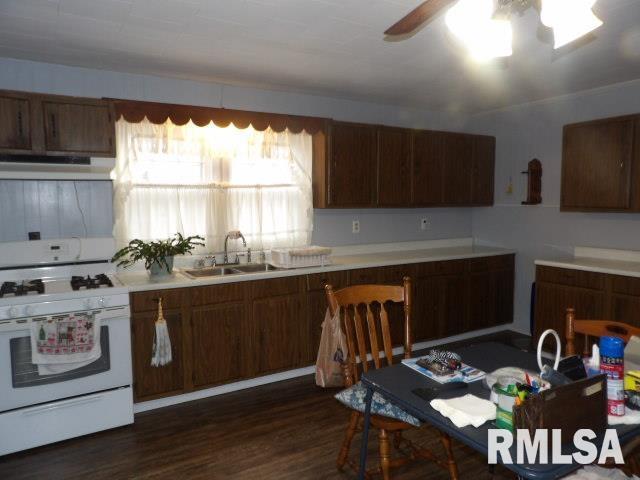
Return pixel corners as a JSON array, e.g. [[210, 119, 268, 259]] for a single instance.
[[540, 0, 603, 48], [445, 0, 513, 61]]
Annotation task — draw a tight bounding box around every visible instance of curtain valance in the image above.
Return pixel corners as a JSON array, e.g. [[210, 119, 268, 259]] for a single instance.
[[111, 99, 327, 134]]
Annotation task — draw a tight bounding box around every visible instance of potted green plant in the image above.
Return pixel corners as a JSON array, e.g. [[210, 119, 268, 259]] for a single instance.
[[112, 233, 205, 277]]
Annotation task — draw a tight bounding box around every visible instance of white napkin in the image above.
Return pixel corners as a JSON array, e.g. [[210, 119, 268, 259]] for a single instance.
[[608, 409, 640, 425], [564, 465, 639, 479], [430, 394, 496, 428]]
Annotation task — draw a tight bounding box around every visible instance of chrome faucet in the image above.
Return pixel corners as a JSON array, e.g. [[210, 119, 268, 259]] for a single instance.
[[223, 230, 247, 264]]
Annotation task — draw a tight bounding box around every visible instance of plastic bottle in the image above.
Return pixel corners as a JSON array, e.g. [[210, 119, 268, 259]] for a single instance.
[[600, 336, 625, 416]]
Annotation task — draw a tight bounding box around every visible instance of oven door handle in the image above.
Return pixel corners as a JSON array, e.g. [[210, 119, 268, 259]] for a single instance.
[[21, 393, 106, 416]]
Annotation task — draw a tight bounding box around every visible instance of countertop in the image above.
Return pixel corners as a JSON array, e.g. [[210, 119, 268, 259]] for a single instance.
[[117, 240, 515, 293], [535, 246, 640, 278]]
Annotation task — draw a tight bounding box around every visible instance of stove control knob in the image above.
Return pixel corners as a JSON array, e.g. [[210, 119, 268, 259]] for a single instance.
[[8, 306, 20, 318], [100, 297, 110, 307], [84, 299, 94, 310], [24, 305, 36, 316]]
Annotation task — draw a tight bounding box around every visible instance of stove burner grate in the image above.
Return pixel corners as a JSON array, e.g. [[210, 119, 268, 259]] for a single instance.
[[0, 279, 45, 298], [71, 274, 113, 291]]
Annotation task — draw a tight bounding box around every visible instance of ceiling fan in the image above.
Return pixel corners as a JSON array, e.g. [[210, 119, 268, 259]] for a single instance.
[[384, 0, 603, 59]]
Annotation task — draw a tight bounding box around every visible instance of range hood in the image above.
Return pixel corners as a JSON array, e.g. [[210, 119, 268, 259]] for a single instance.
[[0, 156, 114, 180]]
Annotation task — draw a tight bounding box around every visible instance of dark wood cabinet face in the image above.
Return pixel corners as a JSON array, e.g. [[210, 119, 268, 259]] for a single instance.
[[0, 94, 32, 151], [561, 117, 635, 210], [471, 135, 495, 205], [534, 278, 606, 349], [42, 100, 115, 155], [377, 126, 411, 206], [411, 130, 444, 205], [251, 293, 304, 374], [191, 303, 245, 388], [442, 133, 473, 205], [132, 309, 184, 401], [328, 122, 376, 207]]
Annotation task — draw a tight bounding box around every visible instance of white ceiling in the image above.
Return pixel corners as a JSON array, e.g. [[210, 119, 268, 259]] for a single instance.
[[0, 0, 639, 113]]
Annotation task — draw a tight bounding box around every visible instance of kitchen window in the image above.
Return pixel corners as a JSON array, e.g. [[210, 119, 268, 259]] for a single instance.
[[112, 119, 313, 251]]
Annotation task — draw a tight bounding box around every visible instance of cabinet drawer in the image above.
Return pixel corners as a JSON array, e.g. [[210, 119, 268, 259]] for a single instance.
[[191, 282, 245, 306], [131, 289, 186, 312], [536, 266, 605, 290], [611, 275, 640, 297], [306, 271, 348, 291], [415, 259, 467, 277], [250, 277, 302, 298]]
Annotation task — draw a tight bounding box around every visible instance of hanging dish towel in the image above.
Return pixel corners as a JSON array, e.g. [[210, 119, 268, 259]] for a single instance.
[[31, 311, 102, 375], [151, 297, 172, 367], [430, 394, 497, 428]]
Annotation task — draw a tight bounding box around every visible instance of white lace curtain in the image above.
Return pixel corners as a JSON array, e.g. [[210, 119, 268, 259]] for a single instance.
[[112, 119, 313, 252]]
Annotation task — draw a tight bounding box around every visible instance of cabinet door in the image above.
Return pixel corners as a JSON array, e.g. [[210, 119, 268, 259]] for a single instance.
[[534, 283, 605, 350], [131, 309, 184, 401], [191, 303, 246, 388], [561, 117, 635, 210], [377, 126, 411, 206], [42, 99, 115, 155], [0, 93, 32, 152], [412, 130, 444, 205], [328, 121, 376, 207], [471, 135, 495, 205], [251, 293, 305, 374], [442, 133, 473, 205]]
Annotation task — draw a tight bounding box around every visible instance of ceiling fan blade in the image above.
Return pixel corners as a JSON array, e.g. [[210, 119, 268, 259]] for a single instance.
[[384, 0, 456, 36]]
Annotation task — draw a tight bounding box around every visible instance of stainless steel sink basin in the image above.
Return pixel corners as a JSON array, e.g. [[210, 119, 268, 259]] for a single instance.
[[233, 263, 280, 273], [182, 266, 241, 278], [182, 263, 279, 278]]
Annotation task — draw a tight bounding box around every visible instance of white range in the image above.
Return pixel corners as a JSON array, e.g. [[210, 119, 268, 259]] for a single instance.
[[0, 237, 133, 456]]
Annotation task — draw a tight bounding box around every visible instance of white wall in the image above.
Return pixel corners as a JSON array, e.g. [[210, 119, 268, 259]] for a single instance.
[[0, 57, 473, 246], [465, 78, 640, 333]]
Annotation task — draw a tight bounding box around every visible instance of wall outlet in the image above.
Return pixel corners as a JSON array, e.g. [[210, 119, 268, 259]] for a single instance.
[[420, 218, 429, 231], [352, 219, 360, 234]]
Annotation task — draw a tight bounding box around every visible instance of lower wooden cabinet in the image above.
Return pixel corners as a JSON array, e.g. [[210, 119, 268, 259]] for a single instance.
[[131, 308, 185, 401], [190, 303, 246, 388], [130, 254, 515, 402]]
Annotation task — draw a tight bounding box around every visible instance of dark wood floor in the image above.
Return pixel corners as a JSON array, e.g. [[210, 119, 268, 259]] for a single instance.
[[0, 331, 531, 480]]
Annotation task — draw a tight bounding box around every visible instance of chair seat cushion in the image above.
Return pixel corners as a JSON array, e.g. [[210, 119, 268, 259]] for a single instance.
[[335, 382, 421, 427]]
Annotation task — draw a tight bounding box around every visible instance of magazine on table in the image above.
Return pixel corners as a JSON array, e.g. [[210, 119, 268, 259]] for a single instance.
[[401, 357, 485, 384]]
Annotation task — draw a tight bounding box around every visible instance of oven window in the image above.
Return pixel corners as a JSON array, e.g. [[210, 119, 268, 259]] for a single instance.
[[10, 326, 110, 388]]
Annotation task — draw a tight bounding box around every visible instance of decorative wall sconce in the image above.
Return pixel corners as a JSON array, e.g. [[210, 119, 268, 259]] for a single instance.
[[522, 158, 542, 205]]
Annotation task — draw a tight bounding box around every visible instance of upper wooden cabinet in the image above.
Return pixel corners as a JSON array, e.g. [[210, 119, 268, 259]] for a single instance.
[[313, 120, 495, 208], [41, 98, 115, 155], [561, 115, 638, 211], [377, 126, 412, 206], [0, 92, 32, 152], [0, 89, 116, 157], [327, 121, 377, 207]]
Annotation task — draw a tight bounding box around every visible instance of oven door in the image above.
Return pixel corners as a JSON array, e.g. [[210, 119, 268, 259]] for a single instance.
[[0, 306, 132, 412]]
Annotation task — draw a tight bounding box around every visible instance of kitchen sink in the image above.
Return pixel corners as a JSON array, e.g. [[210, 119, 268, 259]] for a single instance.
[[182, 266, 241, 278], [233, 263, 280, 273], [182, 263, 279, 278]]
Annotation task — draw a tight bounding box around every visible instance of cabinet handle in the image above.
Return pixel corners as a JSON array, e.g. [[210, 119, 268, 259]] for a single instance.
[[50, 113, 57, 139], [17, 110, 24, 139]]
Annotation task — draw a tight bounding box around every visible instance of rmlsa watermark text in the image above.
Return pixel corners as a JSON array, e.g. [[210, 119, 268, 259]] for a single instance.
[[488, 429, 624, 465]]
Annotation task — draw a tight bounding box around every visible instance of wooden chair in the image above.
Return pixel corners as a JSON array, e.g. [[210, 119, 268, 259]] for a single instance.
[[326, 277, 458, 480], [565, 308, 640, 474], [565, 308, 640, 356]]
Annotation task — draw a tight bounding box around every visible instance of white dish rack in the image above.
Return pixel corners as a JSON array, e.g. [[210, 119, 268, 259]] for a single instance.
[[270, 246, 332, 269]]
